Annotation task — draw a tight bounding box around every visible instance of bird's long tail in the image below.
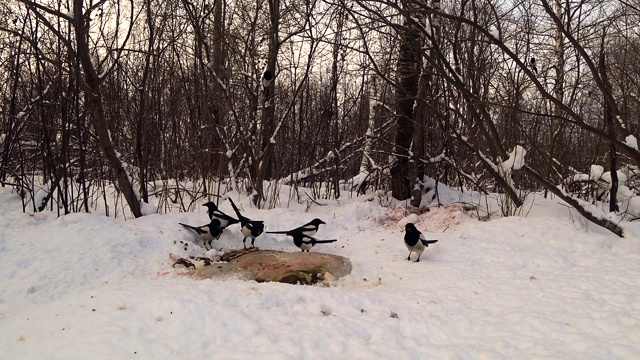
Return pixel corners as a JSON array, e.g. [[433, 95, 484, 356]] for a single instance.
[[179, 222, 197, 231], [227, 198, 245, 223], [315, 239, 337, 244], [421, 239, 438, 246], [266, 230, 290, 234]]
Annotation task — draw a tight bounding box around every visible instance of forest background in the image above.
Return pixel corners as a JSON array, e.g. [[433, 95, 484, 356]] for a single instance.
[[1, 0, 639, 236]]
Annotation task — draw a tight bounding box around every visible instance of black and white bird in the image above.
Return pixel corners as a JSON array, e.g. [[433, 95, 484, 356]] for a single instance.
[[266, 218, 326, 237], [530, 57, 538, 74], [289, 233, 337, 252], [262, 70, 273, 88], [228, 198, 265, 249], [179, 219, 224, 250], [404, 223, 438, 262], [203, 201, 240, 229]]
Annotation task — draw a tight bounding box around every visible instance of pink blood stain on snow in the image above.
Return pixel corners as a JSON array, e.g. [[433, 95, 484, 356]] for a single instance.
[[374, 203, 474, 231]]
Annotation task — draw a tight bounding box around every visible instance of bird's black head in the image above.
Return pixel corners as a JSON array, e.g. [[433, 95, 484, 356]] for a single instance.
[[310, 218, 326, 226], [405, 223, 418, 232], [252, 221, 265, 235], [207, 219, 223, 237], [203, 201, 218, 210]]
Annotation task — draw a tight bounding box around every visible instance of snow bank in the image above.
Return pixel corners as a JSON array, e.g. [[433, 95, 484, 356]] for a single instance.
[[1, 187, 640, 358]]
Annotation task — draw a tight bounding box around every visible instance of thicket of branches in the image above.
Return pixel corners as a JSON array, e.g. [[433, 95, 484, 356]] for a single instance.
[[1, 0, 639, 236]]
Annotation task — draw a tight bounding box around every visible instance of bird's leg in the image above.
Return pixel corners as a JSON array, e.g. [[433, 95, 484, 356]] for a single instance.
[[415, 254, 421, 263], [251, 238, 256, 248], [243, 238, 247, 249], [407, 252, 412, 261]]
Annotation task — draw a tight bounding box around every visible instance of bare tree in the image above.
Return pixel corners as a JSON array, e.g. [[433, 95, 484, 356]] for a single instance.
[[15, 0, 143, 217], [390, 2, 422, 200]]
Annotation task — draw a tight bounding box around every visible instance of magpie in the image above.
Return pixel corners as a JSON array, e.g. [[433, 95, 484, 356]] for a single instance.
[[266, 218, 326, 237], [530, 57, 537, 74], [262, 70, 273, 88], [228, 198, 264, 249], [404, 223, 438, 262], [289, 232, 337, 252], [179, 219, 223, 250], [203, 201, 240, 229]]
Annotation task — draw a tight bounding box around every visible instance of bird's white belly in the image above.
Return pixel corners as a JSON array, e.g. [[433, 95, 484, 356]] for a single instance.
[[241, 226, 252, 237], [406, 242, 425, 254]]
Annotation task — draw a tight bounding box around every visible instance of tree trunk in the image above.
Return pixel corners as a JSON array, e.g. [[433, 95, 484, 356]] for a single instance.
[[136, 0, 155, 204], [253, 0, 280, 207], [411, 0, 440, 208], [600, 46, 618, 212], [74, 0, 142, 218], [391, 11, 422, 200], [545, 0, 566, 192]]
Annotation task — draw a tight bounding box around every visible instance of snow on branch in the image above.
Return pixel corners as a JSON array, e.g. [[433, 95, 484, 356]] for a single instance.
[[524, 165, 624, 237], [282, 119, 394, 185]]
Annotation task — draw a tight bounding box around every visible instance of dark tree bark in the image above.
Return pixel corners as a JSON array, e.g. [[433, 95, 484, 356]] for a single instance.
[[72, 0, 143, 218], [411, 0, 441, 208], [136, 0, 155, 204], [252, 0, 280, 207], [600, 45, 619, 212], [391, 11, 422, 200]]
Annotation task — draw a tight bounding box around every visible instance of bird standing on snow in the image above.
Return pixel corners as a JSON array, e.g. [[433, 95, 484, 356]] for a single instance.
[[179, 219, 223, 250], [404, 223, 438, 262], [289, 233, 337, 252], [203, 201, 240, 229], [228, 198, 265, 249], [266, 218, 326, 237]]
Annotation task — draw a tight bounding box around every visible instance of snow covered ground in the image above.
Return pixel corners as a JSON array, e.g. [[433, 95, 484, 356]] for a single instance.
[[1, 184, 640, 359]]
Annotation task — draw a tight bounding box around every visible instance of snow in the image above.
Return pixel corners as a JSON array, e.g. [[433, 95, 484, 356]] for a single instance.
[[140, 201, 158, 215], [573, 173, 590, 182], [502, 145, 526, 172], [626, 135, 638, 150], [591, 165, 605, 181], [396, 213, 418, 227], [619, 115, 626, 129], [2, 185, 640, 358], [344, 171, 370, 191], [601, 170, 628, 184], [489, 28, 499, 39]]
